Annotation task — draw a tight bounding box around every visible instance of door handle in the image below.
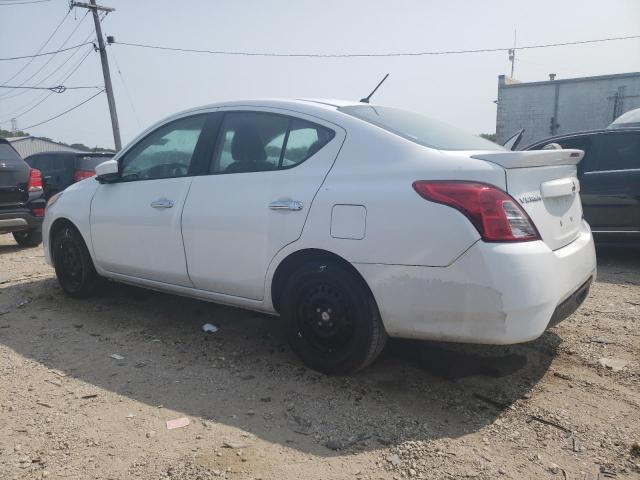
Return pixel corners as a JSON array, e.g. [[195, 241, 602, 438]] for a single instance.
[[150, 198, 174, 209], [269, 200, 304, 211]]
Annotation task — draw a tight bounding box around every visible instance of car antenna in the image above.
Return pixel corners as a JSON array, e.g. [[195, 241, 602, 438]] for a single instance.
[[360, 73, 389, 104]]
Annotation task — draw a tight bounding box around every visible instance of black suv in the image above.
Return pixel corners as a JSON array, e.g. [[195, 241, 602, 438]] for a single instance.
[[525, 128, 640, 242], [0, 139, 46, 247], [24, 151, 112, 198]]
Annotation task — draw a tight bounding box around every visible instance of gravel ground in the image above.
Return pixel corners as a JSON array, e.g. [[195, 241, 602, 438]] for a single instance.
[[0, 234, 638, 480]]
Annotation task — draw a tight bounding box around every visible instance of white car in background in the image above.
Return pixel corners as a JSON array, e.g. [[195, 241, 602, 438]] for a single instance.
[[43, 99, 596, 374]]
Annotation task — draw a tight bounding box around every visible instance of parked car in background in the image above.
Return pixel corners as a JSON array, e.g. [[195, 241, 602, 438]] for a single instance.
[[525, 127, 640, 242], [24, 151, 113, 198], [43, 99, 596, 374], [0, 138, 46, 247], [608, 107, 640, 129]]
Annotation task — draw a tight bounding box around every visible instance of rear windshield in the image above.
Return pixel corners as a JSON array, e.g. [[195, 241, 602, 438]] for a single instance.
[[77, 155, 112, 171], [0, 142, 24, 164], [339, 105, 505, 151]]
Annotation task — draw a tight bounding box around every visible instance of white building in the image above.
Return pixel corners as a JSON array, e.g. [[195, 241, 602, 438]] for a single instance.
[[496, 72, 640, 147], [6, 136, 83, 158]]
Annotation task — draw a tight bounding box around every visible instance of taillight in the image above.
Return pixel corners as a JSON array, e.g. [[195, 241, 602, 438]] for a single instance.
[[412, 181, 540, 242], [27, 168, 43, 192], [73, 169, 95, 182], [31, 207, 45, 217]]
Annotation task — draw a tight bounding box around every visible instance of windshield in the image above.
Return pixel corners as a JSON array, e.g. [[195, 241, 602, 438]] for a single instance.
[[339, 105, 504, 151]]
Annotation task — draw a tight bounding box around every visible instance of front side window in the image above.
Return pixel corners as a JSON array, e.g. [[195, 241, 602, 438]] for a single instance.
[[210, 112, 335, 174], [339, 105, 504, 151], [595, 133, 640, 172], [120, 115, 207, 181]]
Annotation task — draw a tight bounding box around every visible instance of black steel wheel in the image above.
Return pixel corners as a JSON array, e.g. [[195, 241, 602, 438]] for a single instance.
[[12, 229, 42, 247], [52, 225, 99, 298], [281, 260, 387, 375]]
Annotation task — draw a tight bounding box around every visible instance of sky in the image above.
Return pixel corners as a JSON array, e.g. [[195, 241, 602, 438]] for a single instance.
[[0, 0, 639, 150]]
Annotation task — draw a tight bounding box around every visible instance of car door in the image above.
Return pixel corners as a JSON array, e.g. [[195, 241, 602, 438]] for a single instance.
[[181, 108, 344, 300], [90, 113, 213, 286], [579, 131, 640, 232]]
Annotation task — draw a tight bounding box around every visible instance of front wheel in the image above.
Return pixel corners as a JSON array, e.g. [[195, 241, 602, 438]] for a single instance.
[[281, 260, 387, 375], [12, 229, 42, 247], [52, 225, 100, 298]]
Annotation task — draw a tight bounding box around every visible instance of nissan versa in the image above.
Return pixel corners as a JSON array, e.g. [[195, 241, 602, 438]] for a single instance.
[[42, 99, 597, 374]]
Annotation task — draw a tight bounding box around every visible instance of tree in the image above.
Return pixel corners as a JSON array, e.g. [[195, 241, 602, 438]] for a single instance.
[[0, 128, 29, 138]]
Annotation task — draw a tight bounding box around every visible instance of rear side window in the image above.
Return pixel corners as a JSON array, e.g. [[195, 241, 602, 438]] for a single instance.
[[595, 133, 640, 172], [26, 155, 40, 168], [339, 105, 504, 151], [0, 143, 24, 165], [210, 112, 335, 174]]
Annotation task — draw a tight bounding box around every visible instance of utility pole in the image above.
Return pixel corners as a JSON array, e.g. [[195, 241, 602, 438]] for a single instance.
[[70, 0, 122, 150]]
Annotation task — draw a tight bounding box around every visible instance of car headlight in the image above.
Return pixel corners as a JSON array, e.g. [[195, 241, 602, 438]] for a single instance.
[[45, 191, 63, 211]]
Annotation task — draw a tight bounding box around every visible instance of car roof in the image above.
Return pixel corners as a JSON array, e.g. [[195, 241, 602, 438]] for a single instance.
[[526, 127, 640, 148], [171, 98, 363, 119]]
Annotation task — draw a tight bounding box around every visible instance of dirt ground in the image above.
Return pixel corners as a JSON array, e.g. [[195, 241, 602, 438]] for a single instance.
[[0, 235, 638, 480]]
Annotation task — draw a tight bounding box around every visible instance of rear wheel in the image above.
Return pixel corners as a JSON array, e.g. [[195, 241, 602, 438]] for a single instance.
[[281, 260, 387, 375], [52, 225, 99, 298], [12, 229, 42, 247]]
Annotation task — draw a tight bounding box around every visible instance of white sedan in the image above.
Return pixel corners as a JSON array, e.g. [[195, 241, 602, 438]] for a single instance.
[[43, 99, 597, 374]]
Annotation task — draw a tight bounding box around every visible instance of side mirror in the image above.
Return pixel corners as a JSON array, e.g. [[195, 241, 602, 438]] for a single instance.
[[95, 159, 119, 183]]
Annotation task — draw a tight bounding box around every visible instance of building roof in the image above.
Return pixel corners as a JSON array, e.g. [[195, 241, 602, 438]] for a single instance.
[[6, 136, 84, 158], [499, 71, 640, 89]]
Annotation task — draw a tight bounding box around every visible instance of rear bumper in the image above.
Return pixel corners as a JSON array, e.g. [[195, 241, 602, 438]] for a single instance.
[[0, 208, 43, 234], [354, 221, 596, 344]]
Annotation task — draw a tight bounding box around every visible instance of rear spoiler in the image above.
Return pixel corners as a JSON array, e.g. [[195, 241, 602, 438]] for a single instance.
[[471, 149, 584, 169]]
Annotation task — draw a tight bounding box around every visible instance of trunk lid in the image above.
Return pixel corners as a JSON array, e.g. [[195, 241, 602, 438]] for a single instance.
[[0, 141, 29, 208], [472, 149, 584, 250]]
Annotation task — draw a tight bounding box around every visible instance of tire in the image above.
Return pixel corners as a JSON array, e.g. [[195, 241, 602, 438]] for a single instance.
[[12, 229, 42, 247], [281, 260, 387, 375], [52, 225, 99, 298]]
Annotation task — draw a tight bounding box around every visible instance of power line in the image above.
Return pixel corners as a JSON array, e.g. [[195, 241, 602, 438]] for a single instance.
[[1, 9, 70, 84], [0, 30, 95, 100], [0, 42, 93, 61], [0, 0, 53, 5], [21, 89, 104, 130], [0, 84, 103, 91], [0, 11, 90, 99], [0, 46, 95, 122], [110, 33, 640, 58], [109, 43, 141, 128]]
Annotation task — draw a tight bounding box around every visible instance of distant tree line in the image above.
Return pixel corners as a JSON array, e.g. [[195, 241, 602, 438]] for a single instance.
[[0, 128, 114, 153], [480, 133, 497, 143]]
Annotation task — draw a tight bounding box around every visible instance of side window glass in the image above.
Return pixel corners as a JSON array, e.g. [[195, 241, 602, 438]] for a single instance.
[[595, 133, 640, 172], [282, 119, 335, 168], [121, 115, 207, 181], [27, 156, 40, 168], [211, 112, 288, 174], [211, 113, 336, 174]]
